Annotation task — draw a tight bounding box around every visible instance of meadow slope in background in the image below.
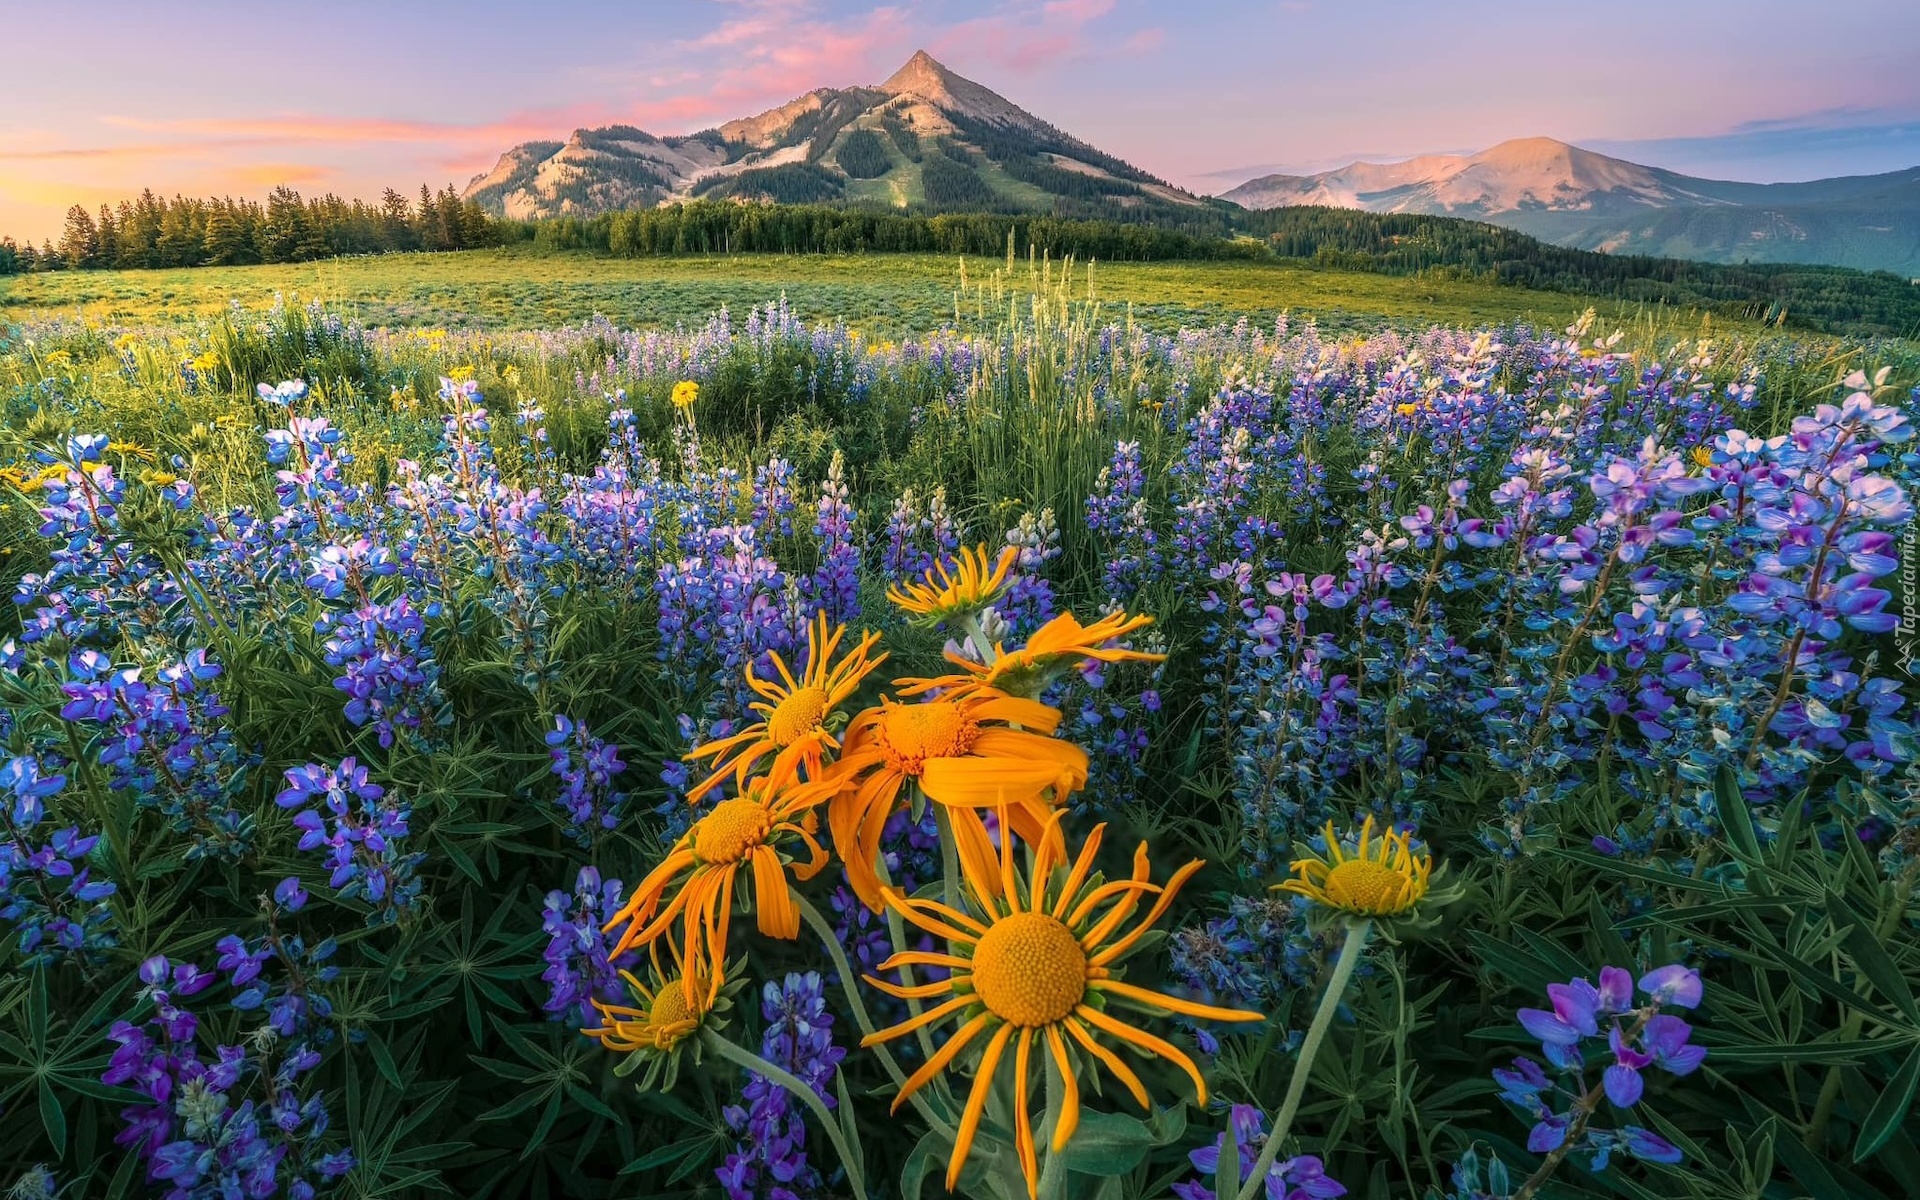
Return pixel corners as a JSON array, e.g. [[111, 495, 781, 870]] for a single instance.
[[0, 246, 1734, 336]]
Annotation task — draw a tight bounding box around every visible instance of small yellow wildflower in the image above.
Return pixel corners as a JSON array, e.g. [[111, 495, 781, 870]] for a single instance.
[[672, 380, 699, 410], [886, 543, 1020, 623], [1691, 446, 1713, 468], [1275, 816, 1432, 917]]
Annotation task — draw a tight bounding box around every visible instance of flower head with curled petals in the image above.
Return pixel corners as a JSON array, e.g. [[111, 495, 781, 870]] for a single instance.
[[601, 776, 832, 1005], [827, 688, 1088, 911], [894, 610, 1166, 701], [1274, 817, 1431, 917], [887, 543, 1020, 624], [862, 810, 1262, 1200], [684, 612, 886, 800]]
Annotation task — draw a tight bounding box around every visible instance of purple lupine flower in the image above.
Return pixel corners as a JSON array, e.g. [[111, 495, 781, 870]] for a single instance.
[[1495, 963, 1708, 1176], [539, 866, 633, 1027], [1172, 1103, 1346, 1200], [275, 759, 423, 923]]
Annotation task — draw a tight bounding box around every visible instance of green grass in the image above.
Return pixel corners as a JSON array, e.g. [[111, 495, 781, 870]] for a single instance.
[[0, 244, 1760, 337]]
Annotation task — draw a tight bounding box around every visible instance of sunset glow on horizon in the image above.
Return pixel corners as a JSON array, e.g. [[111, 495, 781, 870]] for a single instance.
[[2, 0, 1917, 243]]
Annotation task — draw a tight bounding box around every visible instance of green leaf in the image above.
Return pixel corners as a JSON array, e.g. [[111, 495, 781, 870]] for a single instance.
[[836, 1069, 865, 1181], [476, 1087, 546, 1123], [621, 1134, 716, 1176], [1700, 1039, 1891, 1064], [900, 1128, 950, 1200], [1586, 892, 1633, 969], [1768, 1116, 1887, 1200], [1057, 1108, 1153, 1177], [519, 1090, 563, 1160], [38, 1077, 66, 1157], [1855, 1043, 1920, 1162], [1829, 893, 1920, 1023], [366, 1031, 405, 1091], [1715, 764, 1761, 863], [1214, 1109, 1238, 1200]]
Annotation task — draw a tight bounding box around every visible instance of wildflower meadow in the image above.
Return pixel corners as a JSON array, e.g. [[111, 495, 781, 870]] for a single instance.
[[1, 284, 1917, 1200]]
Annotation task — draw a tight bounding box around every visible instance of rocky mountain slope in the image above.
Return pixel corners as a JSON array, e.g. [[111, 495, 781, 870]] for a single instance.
[[1222, 138, 1920, 277], [464, 51, 1206, 223]]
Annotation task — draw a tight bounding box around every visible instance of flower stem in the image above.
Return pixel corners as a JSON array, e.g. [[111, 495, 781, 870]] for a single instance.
[[703, 1028, 869, 1200], [1037, 1046, 1068, 1200], [794, 893, 958, 1144], [1235, 917, 1372, 1200], [873, 847, 943, 1065]]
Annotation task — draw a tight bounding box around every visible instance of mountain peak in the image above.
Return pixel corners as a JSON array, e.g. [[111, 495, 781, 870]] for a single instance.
[[882, 49, 953, 93], [877, 49, 1032, 127]]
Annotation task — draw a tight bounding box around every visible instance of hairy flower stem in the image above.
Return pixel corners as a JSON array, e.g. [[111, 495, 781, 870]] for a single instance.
[[933, 803, 962, 920], [872, 849, 943, 1063], [702, 1029, 869, 1200], [1037, 1051, 1068, 1200], [794, 894, 957, 1142], [1235, 917, 1372, 1200]]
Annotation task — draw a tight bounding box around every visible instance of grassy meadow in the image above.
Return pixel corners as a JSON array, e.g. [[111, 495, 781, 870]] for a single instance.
[[2, 249, 1919, 1200], [0, 243, 1745, 335]]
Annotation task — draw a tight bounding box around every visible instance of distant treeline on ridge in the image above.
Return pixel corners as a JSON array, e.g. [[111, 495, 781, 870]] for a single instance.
[[0, 185, 498, 274], [3, 188, 1917, 337]]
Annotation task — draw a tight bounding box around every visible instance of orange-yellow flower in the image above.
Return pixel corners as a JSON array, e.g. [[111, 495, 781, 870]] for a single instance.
[[586, 937, 712, 1054], [887, 543, 1020, 622], [1274, 816, 1432, 917], [603, 776, 831, 1001], [828, 690, 1087, 910], [864, 813, 1262, 1200], [895, 610, 1164, 700], [685, 612, 886, 799]]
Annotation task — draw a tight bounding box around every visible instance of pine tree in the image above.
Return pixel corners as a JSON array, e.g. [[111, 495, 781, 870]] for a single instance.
[[59, 205, 99, 268], [96, 204, 119, 266], [203, 200, 251, 265]]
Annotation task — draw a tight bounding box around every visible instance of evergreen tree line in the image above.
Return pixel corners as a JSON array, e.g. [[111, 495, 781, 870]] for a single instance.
[[524, 199, 1246, 262], [0, 184, 502, 274]]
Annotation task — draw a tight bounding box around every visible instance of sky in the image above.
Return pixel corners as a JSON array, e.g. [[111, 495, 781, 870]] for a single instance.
[[2, 0, 1918, 242]]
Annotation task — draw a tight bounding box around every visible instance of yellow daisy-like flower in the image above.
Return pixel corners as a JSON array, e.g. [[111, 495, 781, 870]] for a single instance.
[[685, 612, 887, 799], [1690, 445, 1714, 468], [587, 938, 713, 1055], [1274, 816, 1431, 916], [828, 689, 1087, 910], [106, 441, 154, 463], [672, 380, 699, 410], [895, 610, 1164, 701], [886, 543, 1020, 622], [865, 813, 1262, 1200], [602, 776, 832, 999]]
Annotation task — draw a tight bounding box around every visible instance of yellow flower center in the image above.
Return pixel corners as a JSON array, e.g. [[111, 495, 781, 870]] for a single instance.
[[970, 912, 1087, 1028], [692, 797, 771, 863], [874, 701, 979, 777], [1322, 859, 1412, 914], [648, 981, 697, 1029], [767, 686, 829, 747]]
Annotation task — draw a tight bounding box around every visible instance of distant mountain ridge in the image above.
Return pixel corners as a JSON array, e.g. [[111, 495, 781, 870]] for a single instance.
[[464, 50, 1206, 223], [1221, 138, 1920, 277]]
